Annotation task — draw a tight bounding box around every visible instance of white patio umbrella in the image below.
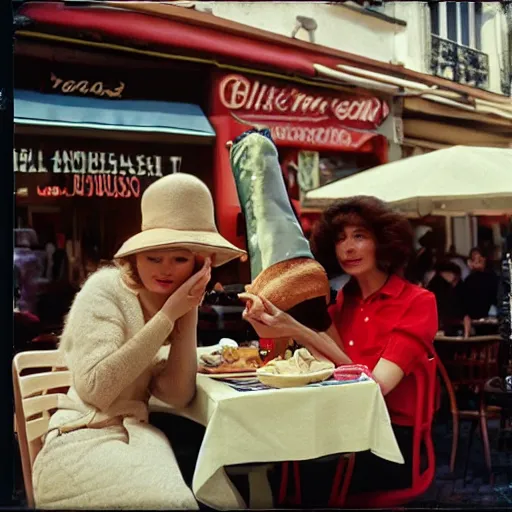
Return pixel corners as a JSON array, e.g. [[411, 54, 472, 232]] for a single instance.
[[305, 146, 512, 217]]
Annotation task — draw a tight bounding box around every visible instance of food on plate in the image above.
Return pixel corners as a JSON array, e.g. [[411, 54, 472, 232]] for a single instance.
[[198, 346, 262, 374], [200, 353, 223, 367], [256, 348, 335, 388], [259, 348, 334, 375], [221, 346, 240, 364]]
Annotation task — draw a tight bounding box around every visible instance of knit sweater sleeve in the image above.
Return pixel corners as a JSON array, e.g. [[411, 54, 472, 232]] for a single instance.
[[60, 269, 174, 411]]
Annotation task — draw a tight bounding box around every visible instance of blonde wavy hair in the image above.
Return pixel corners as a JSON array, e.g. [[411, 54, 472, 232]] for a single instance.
[[114, 255, 144, 290]]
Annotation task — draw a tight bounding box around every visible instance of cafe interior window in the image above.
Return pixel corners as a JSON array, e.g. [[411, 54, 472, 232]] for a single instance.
[[318, 151, 380, 188]]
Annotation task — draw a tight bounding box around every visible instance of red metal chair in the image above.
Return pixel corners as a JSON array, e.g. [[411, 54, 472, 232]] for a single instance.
[[278, 355, 437, 508], [341, 355, 437, 508]]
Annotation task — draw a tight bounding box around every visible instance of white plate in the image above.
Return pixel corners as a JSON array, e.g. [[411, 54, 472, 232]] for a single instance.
[[199, 371, 258, 379], [256, 368, 334, 388]]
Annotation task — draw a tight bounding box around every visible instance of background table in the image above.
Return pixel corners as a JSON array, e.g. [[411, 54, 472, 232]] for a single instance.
[[150, 346, 403, 510]]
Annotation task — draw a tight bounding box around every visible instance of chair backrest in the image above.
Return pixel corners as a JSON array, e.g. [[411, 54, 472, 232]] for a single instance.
[[12, 350, 71, 508], [434, 336, 501, 394], [411, 355, 437, 489]]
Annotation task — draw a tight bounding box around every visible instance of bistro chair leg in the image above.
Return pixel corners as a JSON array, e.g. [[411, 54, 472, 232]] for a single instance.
[[479, 409, 493, 480], [463, 420, 478, 484], [278, 462, 289, 505], [292, 461, 301, 505], [328, 456, 346, 507], [277, 461, 302, 506], [450, 413, 460, 473], [336, 453, 355, 507]]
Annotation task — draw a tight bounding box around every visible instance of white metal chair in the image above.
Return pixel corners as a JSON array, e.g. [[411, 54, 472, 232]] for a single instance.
[[12, 350, 71, 508]]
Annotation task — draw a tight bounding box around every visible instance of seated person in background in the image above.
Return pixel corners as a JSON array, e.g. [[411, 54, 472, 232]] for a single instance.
[[463, 247, 499, 334], [446, 244, 470, 280], [243, 196, 438, 501], [427, 261, 468, 337]]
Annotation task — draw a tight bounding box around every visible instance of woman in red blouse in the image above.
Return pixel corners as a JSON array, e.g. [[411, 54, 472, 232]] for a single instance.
[[243, 196, 438, 499]]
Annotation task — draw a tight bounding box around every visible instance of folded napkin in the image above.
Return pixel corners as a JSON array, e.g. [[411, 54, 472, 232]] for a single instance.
[[334, 364, 374, 381]]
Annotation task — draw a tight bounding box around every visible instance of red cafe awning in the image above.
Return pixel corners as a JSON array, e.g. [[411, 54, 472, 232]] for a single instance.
[[19, 2, 324, 78], [18, 1, 512, 109]]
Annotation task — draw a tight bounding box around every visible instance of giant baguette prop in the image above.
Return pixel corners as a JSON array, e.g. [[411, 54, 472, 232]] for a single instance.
[[229, 129, 331, 356]]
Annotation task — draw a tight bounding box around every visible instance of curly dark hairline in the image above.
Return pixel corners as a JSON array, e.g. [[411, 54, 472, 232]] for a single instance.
[[310, 196, 414, 278]]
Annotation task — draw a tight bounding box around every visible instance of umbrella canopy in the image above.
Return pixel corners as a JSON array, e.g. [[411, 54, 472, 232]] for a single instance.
[[305, 146, 512, 217]]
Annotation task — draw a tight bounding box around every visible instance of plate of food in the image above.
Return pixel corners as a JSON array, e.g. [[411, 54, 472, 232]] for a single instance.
[[198, 346, 263, 378], [256, 348, 335, 388]]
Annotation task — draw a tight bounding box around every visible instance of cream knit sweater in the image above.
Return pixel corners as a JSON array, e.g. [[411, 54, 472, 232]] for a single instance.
[[48, 266, 175, 434]]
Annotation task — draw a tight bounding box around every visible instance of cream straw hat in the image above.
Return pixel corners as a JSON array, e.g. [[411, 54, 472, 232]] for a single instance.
[[114, 173, 246, 267]]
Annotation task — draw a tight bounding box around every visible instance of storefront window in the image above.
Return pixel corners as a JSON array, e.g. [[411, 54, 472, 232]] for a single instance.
[[14, 136, 214, 263], [318, 151, 381, 188]]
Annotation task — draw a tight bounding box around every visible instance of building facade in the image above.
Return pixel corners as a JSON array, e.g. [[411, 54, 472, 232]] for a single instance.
[[206, 1, 511, 256], [14, 1, 512, 278], [210, 1, 511, 98]]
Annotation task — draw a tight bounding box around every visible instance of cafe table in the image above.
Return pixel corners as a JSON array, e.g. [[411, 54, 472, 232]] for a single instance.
[[149, 345, 404, 510]]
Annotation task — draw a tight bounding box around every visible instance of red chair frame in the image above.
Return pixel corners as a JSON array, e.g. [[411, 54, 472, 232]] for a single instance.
[[342, 355, 437, 508], [278, 355, 437, 508]]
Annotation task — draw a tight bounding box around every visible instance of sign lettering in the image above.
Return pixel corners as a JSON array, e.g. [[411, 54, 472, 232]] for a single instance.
[[217, 74, 389, 129], [36, 175, 141, 199], [50, 72, 125, 99], [14, 149, 182, 177], [269, 124, 375, 150], [15, 148, 183, 199]]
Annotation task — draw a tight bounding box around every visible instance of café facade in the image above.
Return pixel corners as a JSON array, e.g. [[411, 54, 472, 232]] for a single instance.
[[14, 2, 399, 283], [14, 68, 394, 283], [13, 56, 217, 279], [208, 70, 393, 248], [16, 1, 512, 276]]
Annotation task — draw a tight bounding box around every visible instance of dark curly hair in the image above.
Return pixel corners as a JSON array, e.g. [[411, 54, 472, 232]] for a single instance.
[[310, 196, 414, 278]]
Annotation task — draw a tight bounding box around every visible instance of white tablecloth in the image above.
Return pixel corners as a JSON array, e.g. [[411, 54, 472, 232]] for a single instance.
[[150, 346, 403, 510]]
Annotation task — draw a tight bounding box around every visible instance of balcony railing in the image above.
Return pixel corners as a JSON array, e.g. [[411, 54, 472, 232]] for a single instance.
[[430, 35, 489, 90]]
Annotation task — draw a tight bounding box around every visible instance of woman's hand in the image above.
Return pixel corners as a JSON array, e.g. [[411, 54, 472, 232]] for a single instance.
[[162, 257, 211, 322], [240, 293, 351, 366], [239, 293, 298, 339]]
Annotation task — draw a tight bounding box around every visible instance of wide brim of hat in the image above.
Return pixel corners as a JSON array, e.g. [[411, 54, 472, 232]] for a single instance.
[[114, 228, 246, 267]]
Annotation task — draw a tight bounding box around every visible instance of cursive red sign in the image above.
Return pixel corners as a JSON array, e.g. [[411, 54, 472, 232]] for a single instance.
[[215, 73, 389, 131], [268, 122, 376, 150], [36, 175, 141, 199]]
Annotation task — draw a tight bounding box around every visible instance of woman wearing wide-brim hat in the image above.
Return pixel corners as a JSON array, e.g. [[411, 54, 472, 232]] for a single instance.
[[32, 173, 245, 509]]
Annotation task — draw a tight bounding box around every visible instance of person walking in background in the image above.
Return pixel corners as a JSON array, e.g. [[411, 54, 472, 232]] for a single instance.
[[446, 244, 470, 281]]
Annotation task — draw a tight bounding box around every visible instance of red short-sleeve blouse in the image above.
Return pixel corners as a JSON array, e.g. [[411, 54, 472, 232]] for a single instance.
[[328, 274, 438, 426]]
